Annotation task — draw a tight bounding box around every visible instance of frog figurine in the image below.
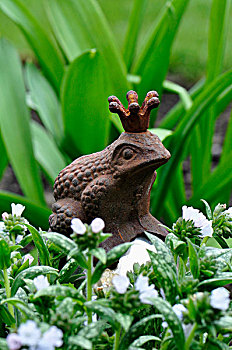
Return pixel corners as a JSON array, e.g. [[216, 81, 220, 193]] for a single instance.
[[49, 90, 171, 251]]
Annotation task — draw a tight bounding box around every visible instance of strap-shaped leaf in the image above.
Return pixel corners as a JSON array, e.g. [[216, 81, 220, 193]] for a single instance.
[[34, 285, 85, 302], [25, 223, 50, 266], [0, 0, 64, 93], [61, 50, 111, 156], [0, 38, 45, 205]]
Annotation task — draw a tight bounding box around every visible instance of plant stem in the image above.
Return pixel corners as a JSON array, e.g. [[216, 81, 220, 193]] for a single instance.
[[200, 237, 209, 247], [114, 326, 121, 350], [185, 323, 198, 350], [3, 267, 14, 320], [87, 253, 92, 324]]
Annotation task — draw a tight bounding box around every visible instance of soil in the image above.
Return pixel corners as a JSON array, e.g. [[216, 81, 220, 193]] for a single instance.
[[0, 77, 231, 209]]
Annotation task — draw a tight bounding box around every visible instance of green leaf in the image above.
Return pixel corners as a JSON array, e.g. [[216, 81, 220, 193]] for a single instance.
[[201, 199, 212, 220], [115, 313, 133, 332], [119, 315, 162, 350], [149, 297, 185, 348], [78, 320, 107, 340], [1, 298, 37, 319], [198, 273, 232, 289], [34, 285, 85, 302], [0, 132, 8, 180], [0, 38, 45, 205], [130, 335, 161, 348], [68, 248, 88, 269], [45, 0, 128, 98], [26, 63, 63, 141], [11, 266, 58, 296], [90, 248, 107, 265], [165, 233, 186, 257], [149, 128, 172, 142], [91, 243, 132, 284], [61, 50, 111, 156], [68, 335, 92, 349], [163, 80, 193, 110], [122, 0, 148, 71], [0, 239, 11, 269], [0, 191, 51, 230], [215, 316, 232, 332], [25, 224, 50, 266], [0, 304, 15, 326], [134, 0, 189, 124], [85, 300, 119, 330], [31, 121, 67, 184], [0, 0, 64, 93], [59, 259, 79, 283], [43, 231, 77, 254], [187, 239, 199, 279], [0, 338, 8, 350]]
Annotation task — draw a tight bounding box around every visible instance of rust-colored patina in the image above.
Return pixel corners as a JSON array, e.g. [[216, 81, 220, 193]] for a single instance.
[[49, 90, 171, 251]]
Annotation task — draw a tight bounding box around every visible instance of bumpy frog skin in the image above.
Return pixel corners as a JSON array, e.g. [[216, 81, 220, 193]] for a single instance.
[[49, 91, 171, 251]]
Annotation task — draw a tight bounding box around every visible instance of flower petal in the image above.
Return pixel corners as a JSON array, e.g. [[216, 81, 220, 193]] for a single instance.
[[11, 203, 25, 217], [112, 275, 130, 294], [71, 218, 86, 234], [91, 218, 105, 233]]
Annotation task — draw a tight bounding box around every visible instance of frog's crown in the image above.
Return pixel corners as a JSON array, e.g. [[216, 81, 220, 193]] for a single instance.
[[108, 90, 160, 133]]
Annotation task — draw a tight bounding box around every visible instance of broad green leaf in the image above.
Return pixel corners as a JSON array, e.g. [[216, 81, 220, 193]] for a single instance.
[[115, 313, 133, 332], [215, 316, 232, 331], [149, 297, 185, 348], [119, 315, 162, 350], [122, 0, 148, 71], [59, 259, 79, 283], [0, 239, 11, 269], [0, 38, 45, 205], [25, 223, 50, 266], [68, 248, 88, 269], [187, 239, 199, 279], [11, 266, 58, 296], [201, 199, 212, 220], [0, 0, 64, 92], [198, 273, 232, 289], [1, 298, 37, 319], [61, 50, 111, 156], [0, 338, 8, 349], [0, 132, 8, 180], [133, 0, 189, 124], [26, 63, 63, 141], [92, 243, 132, 284], [153, 69, 232, 218], [149, 128, 172, 142], [34, 285, 85, 302], [69, 336, 92, 349], [89, 248, 107, 265], [165, 233, 186, 257], [0, 191, 51, 230], [145, 232, 176, 272], [78, 320, 107, 340], [85, 300, 119, 330], [0, 305, 15, 326], [31, 121, 67, 184], [45, 0, 129, 98], [130, 335, 161, 348], [43, 231, 77, 254]]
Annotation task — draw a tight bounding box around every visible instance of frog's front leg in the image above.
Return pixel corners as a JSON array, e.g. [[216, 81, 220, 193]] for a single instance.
[[49, 198, 87, 235]]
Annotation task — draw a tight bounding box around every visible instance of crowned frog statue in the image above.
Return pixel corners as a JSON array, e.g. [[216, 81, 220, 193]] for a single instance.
[[49, 90, 171, 251]]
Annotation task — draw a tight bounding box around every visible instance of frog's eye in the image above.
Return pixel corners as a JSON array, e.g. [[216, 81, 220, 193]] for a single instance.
[[122, 148, 134, 160]]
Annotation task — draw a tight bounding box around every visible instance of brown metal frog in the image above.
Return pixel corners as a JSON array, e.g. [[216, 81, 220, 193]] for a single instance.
[[49, 90, 171, 251]]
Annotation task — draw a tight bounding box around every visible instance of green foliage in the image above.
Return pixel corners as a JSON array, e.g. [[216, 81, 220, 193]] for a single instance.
[[0, 202, 232, 348]]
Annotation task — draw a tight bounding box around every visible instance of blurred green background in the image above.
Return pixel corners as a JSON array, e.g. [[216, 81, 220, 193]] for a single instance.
[[0, 0, 231, 84]]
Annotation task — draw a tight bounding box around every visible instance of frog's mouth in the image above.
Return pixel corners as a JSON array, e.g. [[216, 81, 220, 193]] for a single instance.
[[134, 156, 170, 174]]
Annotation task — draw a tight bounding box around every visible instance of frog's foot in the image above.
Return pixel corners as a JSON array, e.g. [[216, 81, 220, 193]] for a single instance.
[[49, 198, 86, 235], [139, 213, 167, 238]]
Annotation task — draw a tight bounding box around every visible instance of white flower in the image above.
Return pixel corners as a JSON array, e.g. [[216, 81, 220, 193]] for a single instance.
[[23, 254, 34, 265], [6, 333, 22, 350], [16, 235, 23, 244], [18, 320, 41, 346], [2, 212, 9, 220], [33, 275, 50, 291], [183, 324, 193, 339], [210, 287, 230, 311], [115, 238, 157, 276], [37, 326, 63, 350], [182, 205, 213, 237], [112, 275, 130, 294], [71, 218, 86, 234], [11, 203, 25, 217], [172, 304, 187, 321], [135, 274, 158, 305], [91, 218, 105, 233], [224, 207, 232, 217], [0, 221, 5, 233]]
